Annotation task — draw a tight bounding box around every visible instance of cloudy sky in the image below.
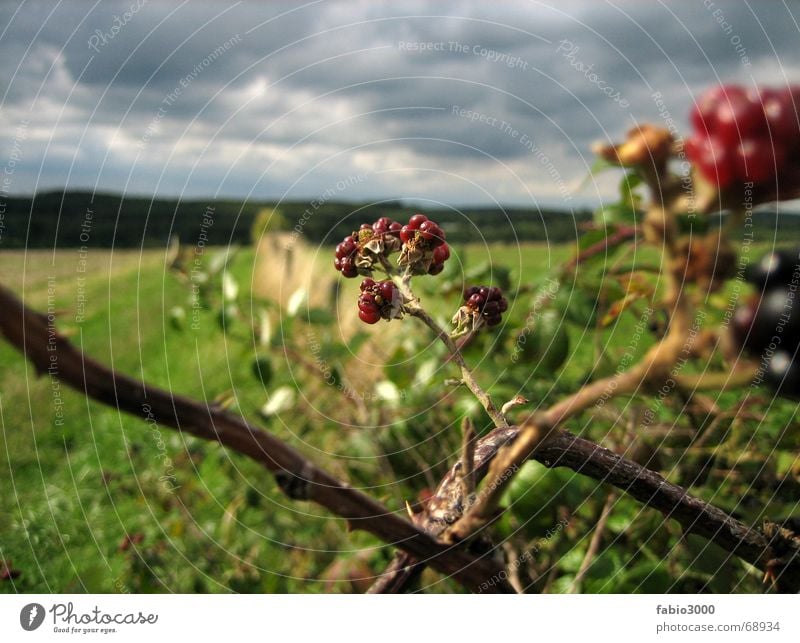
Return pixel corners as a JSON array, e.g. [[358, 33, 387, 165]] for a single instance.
[[1, 0, 799, 208]]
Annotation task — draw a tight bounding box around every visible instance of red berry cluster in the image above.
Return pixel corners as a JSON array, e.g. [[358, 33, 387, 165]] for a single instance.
[[358, 278, 400, 324], [334, 217, 403, 278], [687, 85, 800, 188], [398, 213, 451, 275], [463, 285, 508, 327]]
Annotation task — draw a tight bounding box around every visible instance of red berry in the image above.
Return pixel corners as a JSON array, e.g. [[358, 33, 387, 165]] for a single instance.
[[762, 89, 799, 140], [340, 258, 357, 278], [432, 243, 450, 264], [360, 278, 375, 291], [735, 138, 785, 184], [373, 217, 391, 233], [686, 134, 736, 187], [408, 214, 428, 229], [714, 87, 765, 145], [389, 221, 402, 233], [400, 225, 414, 243], [378, 280, 395, 302], [358, 308, 381, 324], [428, 262, 444, 275]]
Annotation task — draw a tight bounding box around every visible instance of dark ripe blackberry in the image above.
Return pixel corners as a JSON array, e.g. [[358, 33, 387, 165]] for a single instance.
[[749, 287, 800, 352], [462, 284, 509, 328], [745, 249, 800, 290], [765, 351, 800, 400]]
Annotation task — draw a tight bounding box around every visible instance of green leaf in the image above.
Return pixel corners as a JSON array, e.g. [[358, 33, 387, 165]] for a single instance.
[[306, 308, 334, 325]]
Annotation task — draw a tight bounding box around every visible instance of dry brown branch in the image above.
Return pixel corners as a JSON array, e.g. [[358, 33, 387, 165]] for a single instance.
[[372, 424, 800, 593]]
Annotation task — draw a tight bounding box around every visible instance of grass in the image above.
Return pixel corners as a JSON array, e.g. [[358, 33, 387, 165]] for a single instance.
[[0, 239, 796, 593], [0, 241, 566, 593]]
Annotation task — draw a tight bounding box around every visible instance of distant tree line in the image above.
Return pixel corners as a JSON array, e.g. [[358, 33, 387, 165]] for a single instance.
[[0, 190, 797, 249]]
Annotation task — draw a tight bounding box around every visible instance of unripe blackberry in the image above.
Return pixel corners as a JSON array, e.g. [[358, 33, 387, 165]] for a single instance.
[[357, 278, 402, 324], [333, 216, 404, 278], [397, 213, 450, 275], [334, 233, 359, 278]]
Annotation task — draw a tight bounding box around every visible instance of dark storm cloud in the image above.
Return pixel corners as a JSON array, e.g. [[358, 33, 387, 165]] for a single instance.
[[1, 0, 798, 205]]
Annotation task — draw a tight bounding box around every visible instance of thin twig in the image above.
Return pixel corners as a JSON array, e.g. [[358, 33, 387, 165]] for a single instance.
[[569, 492, 616, 593]]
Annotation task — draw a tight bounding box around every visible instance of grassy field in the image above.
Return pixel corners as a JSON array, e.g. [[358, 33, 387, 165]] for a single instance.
[[0, 241, 567, 593], [1, 238, 796, 593]]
